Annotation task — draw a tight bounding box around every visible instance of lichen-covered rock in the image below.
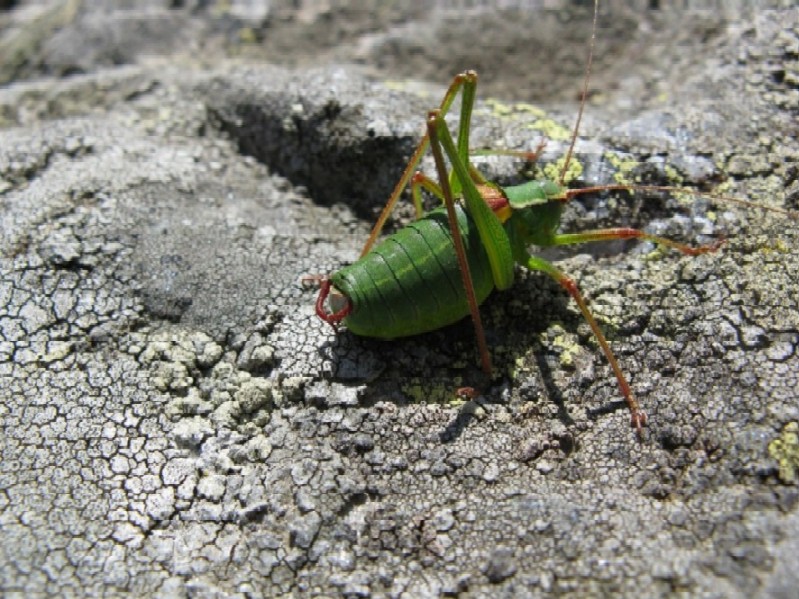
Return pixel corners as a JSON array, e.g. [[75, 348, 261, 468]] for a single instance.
[[2, 2, 798, 598]]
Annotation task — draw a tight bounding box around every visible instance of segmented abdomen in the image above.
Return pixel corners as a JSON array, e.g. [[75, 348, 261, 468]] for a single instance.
[[331, 205, 495, 339]]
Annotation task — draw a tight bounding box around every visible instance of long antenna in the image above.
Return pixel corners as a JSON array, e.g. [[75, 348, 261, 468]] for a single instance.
[[565, 184, 799, 220], [559, 0, 599, 186]]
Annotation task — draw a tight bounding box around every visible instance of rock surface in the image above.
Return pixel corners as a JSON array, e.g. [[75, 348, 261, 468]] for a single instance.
[[1, 1, 798, 597]]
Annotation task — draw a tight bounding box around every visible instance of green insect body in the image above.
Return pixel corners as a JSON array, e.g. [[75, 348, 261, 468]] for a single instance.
[[327, 181, 565, 340], [330, 204, 494, 339]]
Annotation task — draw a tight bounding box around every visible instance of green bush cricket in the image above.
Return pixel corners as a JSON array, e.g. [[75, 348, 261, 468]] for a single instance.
[[314, 0, 797, 436]]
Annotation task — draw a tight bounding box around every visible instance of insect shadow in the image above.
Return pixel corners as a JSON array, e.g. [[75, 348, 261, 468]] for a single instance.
[[316, 259, 603, 440]]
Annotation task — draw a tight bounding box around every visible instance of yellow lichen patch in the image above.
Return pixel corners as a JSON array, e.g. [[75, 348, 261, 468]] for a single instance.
[[526, 118, 572, 141], [603, 151, 639, 187], [483, 98, 548, 120], [382, 80, 406, 91], [237, 27, 258, 44], [484, 97, 515, 117], [511, 356, 528, 379], [768, 422, 799, 484], [552, 333, 581, 368], [448, 396, 466, 408], [711, 180, 734, 196], [542, 155, 583, 185], [401, 379, 454, 405], [514, 102, 547, 117], [759, 238, 791, 255], [540, 324, 581, 368], [660, 165, 700, 207], [672, 187, 699, 207], [663, 164, 685, 187], [383, 79, 433, 99], [400, 380, 427, 404], [642, 245, 670, 262]]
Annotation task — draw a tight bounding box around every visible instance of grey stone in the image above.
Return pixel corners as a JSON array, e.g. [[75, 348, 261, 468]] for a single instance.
[[2, 3, 798, 598]]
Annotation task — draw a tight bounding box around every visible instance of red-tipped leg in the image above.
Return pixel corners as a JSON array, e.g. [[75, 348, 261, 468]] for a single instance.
[[315, 278, 352, 330], [631, 410, 648, 436], [426, 108, 494, 377], [557, 276, 647, 437], [522, 252, 648, 437], [456, 386, 479, 400]]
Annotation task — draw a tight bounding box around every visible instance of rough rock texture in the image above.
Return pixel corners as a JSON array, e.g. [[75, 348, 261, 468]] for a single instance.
[[1, 1, 798, 597]]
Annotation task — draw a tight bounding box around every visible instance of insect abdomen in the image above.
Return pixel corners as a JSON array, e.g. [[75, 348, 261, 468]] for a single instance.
[[331, 205, 495, 339]]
